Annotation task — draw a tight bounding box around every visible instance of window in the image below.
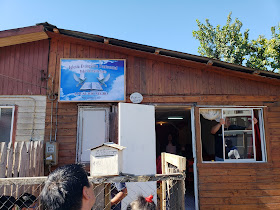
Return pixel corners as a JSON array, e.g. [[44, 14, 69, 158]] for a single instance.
[[0, 106, 15, 143], [200, 108, 266, 162]]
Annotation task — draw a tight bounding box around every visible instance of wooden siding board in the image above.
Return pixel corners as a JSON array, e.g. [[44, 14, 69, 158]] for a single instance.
[[26, 42, 33, 94], [21, 44, 28, 94], [32, 41, 39, 94], [89, 46, 96, 58], [151, 61, 160, 95], [3, 47, 10, 94], [70, 42, 77, 58], [200, 196, 280, 205], [41, 39, 49, 95], [76, 44, 84, 58], [63, 42, 70, 58], [54, 40, 64, 91], [0, 47, 5, 94], [145, 59, 153, 95], [8, 46, 15, 95], [139, 57, 147, 94], [14, 44, 21, 94]]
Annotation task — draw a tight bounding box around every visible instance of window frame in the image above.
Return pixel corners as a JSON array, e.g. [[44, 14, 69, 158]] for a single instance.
[[199, 107, 267, 163], [0, 106, 16, 144]]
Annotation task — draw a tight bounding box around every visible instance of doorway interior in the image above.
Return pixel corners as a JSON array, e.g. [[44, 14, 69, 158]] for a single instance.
[[155, 106, 195, 209]]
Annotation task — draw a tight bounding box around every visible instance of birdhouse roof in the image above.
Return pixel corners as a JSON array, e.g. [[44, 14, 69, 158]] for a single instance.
[[90, 142, 126, 151]]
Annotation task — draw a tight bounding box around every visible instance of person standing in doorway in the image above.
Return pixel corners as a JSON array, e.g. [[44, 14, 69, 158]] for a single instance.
[[166, 134, 176, 154]]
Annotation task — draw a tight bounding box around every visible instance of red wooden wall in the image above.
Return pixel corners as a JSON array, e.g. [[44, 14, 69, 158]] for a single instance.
[[0, 39, 49, 95], [45, 33, 280, 209]]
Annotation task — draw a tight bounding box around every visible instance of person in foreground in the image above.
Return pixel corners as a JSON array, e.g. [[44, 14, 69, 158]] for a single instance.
[[41, 164, 95, 210], [127, 195, 156, 210], [111, 182, 127, 209]]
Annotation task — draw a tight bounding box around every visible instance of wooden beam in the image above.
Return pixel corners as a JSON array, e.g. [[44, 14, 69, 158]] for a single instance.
[[0, 32, 48, 47], [0, 173, 185, 185], [138, 95, 280, 103]]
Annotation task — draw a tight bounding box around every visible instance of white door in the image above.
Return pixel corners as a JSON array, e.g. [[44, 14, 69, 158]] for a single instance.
[[118, 103, 157, 209], [77, 106, 109, 163]]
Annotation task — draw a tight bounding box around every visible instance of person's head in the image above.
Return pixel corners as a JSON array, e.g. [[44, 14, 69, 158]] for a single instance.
[[226, 139, 233, 148], [127, 195, 156, 210], [168, 134, 172, 142], [41, 164, 95, 210], [225, 117, 231, 127]]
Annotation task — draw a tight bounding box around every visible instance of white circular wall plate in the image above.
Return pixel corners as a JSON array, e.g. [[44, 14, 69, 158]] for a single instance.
[[130, 92, 143, 104]]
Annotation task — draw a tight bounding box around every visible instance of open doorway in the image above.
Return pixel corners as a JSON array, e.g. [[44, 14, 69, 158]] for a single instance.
[[155, 106, 195, 209]]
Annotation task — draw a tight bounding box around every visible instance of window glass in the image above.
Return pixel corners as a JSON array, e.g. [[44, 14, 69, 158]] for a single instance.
[[0, 108, 13, 143], [223, 110, 254, 160], [200, 108, 266, 162]]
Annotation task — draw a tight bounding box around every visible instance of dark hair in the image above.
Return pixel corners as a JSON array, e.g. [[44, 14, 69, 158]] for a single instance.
[[40, 164, 90, 210], [127, 196, 156, 210]]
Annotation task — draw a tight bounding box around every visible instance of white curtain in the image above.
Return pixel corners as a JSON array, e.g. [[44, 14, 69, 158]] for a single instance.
[[200, 109, 221, 122]]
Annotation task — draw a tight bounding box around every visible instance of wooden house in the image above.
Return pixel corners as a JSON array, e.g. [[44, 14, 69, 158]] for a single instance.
[[1, 23, 280, 209]]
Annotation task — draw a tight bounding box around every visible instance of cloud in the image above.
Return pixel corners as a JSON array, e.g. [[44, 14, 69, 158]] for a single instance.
[[59, 75, 124, 101], [102, 75, 124, 100], [60, 88, 65, 97]]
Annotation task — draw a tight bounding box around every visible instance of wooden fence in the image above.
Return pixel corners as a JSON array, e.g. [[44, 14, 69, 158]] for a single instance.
[[0, 141, 44, 197], [0, 173, 185, 210], [161, 152, 186, 210], [0, 141, 44, 178]]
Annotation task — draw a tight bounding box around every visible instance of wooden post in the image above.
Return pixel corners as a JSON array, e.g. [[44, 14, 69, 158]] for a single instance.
[[161, 152, 186, 210], [161, 152, 167, 210], [104, 183, 111, 210], [0, 142, 7, 195]]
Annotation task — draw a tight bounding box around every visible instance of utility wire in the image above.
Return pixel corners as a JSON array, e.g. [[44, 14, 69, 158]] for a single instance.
[[0, 73, 47, 89]]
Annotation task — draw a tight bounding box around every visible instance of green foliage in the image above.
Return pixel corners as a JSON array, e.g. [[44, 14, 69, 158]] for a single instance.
[[193, 13, 280, 73]]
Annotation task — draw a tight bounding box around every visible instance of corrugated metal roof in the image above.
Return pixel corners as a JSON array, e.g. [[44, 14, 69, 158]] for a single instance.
[[39, 22, 280, 80]]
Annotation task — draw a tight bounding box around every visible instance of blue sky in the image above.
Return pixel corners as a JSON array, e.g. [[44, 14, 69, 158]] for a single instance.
[[1, 0, 279, 55]]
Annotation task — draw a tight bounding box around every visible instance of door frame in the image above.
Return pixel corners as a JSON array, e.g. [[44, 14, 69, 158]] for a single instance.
[[76, 105, 110, 163], [154, 104, 199, 209]]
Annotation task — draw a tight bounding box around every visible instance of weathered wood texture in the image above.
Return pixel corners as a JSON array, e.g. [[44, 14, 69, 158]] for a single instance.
[[161, 152, 186, 210], [0, 96, 46, 141], [47, 37, 280, 99], [197, 103, 280, 209], [0, 141, 44, 197], [0, 39, 49, 95], [46, 36, 280, 209]]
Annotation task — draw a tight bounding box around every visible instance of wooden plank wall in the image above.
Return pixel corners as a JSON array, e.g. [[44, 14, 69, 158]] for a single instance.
[[196, 102, 280, 209], [0, 141, 44, 198], [46, 35, 280, 208], [0, 39, 49, 95], [0, 96, 46, 141]]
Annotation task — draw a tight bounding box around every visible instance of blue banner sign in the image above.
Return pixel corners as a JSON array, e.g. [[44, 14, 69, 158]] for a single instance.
[[59, 59, 126, 102]]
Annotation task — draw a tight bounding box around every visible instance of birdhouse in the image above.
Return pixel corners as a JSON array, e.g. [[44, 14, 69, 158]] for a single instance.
[[90, 142, 126, 176]]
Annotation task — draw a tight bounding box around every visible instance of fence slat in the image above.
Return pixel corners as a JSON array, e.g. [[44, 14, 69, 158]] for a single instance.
[[0, 142, 7, 178], [39, 141, 44, 176], [0, 142, 7, 195], [18, 142, 27, 196], [5, 143, 13, 195], [13, 142, 20, 198]]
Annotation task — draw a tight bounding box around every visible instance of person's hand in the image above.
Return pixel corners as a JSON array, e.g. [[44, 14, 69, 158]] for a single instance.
[[253, 117, 258, 125], [219, 118, 225, 125]]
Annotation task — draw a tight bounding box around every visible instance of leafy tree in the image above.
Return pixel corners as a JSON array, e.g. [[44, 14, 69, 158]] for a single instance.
[[193, 13, 280, 73]]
